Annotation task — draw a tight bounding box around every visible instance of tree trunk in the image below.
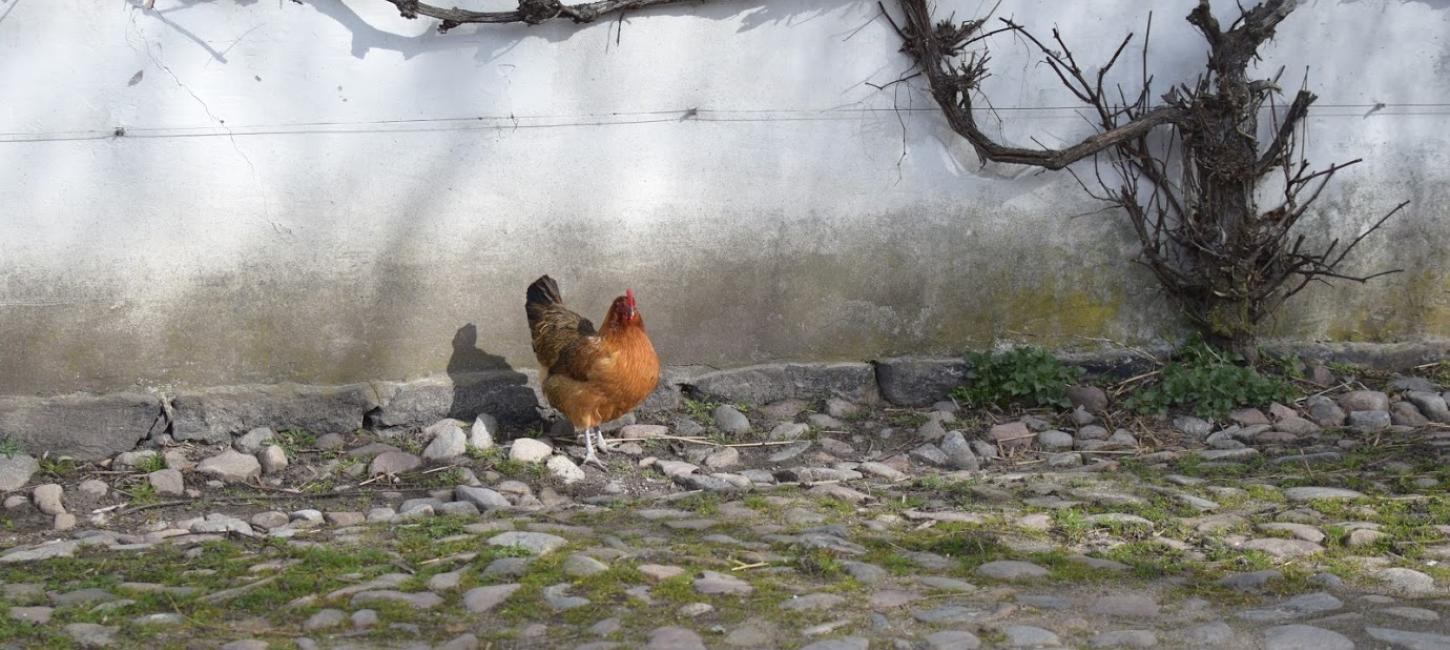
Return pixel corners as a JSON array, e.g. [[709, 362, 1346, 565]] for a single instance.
[[1181, 36, 1267, 357], [1194, 298, 1260, 363]]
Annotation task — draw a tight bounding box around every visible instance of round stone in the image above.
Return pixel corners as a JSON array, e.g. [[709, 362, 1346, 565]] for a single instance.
[[509, 438, 553, 463], [975, 560, 1048, 581]]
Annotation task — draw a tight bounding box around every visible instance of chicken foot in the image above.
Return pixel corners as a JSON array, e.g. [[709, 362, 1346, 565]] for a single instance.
[[580, 426, 608, 469]]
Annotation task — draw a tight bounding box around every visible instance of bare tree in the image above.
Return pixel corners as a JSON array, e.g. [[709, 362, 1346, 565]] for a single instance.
[[886, 0, 1407, 357]]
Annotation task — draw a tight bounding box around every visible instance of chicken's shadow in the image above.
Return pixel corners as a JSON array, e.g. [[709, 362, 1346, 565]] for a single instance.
[[444, 323, 540, 425]]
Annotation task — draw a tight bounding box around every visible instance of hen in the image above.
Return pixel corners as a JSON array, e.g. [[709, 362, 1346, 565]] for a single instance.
[[525, 275, 659, 468]]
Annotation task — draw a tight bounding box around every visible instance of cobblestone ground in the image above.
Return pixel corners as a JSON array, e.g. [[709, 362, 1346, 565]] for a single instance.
[[3, 391, 1450, 649]]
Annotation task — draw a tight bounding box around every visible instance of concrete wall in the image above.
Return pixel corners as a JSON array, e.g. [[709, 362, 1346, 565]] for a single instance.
[[1, 0, 1447, 398]]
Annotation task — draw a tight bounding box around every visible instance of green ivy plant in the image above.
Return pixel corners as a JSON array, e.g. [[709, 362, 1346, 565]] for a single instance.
[[1126, 337, 1294, 418], [952, 346, 1084, 409]]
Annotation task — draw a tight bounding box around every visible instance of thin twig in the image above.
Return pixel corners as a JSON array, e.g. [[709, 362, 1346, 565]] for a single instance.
[[724, 440, 816, 448], [112, 488, 435, 516], [612, 435, 804, 448]]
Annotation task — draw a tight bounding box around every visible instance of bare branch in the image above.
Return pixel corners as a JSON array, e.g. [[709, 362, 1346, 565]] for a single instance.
[[380, 0, 698, 30], [1326, 200, 1410, 270], [894, 0, 1183, 170], [1097, 32, 1134, 101], [1239, 0, 1300, 39], [865, 69, 923, 90], [1257, 89, 1316, 174], [1192, 0, 1300, 82], [1187, 1, 1222, 47]]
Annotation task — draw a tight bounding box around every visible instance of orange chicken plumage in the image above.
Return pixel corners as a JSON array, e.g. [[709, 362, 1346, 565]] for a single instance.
[[525, 275, 659, 468]]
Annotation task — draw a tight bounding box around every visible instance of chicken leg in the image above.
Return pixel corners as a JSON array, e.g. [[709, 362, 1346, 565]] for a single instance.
[[580, 426, 607, 469]]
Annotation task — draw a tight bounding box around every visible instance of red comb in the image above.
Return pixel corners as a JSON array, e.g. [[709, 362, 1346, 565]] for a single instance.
[[625, 288, 635, 306]]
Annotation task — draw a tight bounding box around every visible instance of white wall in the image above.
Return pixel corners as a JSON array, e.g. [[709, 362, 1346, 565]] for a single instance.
[[1, 0, 1447, 396]]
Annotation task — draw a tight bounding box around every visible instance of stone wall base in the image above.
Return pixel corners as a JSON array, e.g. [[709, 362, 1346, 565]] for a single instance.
[[3, 342, 1445, 460]]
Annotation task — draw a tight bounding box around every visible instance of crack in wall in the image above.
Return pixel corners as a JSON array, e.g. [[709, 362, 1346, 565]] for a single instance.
[[125, 7, 284, 235]]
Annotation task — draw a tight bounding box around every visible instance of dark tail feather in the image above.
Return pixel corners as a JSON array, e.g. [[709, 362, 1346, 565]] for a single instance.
[[525, 275, 563, 326]]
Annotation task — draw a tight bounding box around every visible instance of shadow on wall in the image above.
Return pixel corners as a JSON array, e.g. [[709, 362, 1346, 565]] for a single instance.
[[132, 0, 1450, 65], [312, 0, 869, 61], [445, 323, 539, 424], [0, 0, 23, 30], [1341, 0, 1450, 8], [131, 0, 871, 62], [448, 323, 514, 376]]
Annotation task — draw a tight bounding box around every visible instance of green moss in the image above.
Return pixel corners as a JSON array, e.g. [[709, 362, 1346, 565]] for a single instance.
[[0, 536, 455, 647], [741, 495, 778, 514], [133, 454, 167, 474], [814, 498, 855, 518], [397, 438, 425, 456], [1204, 546, 1278, 572], [127, 481, 160, 505], [682, 398, 722, 425], [466, 445, 503, 462], [416, 468, 467, 489], [790, 548, 846, 580], [888, 412, 929, 429], [873, 551, 917, 576], [1322, 270, 1450, 342], [492, 458, 546, 480], [391, 516, 478, 557], [1005, 283, 1127, 341], [1051, 508, 1091, 544], [276, 428, 316, 454], [672, 493, 722, 516], [0, 605, 75, 648], [38, 455, 80, 479], [1103, 542, 1197, 579], [0, 435, 22, 458], [1029, 551, 1128, 583], [1243, 484, 1286, 503], [649, 574, 696, 606]]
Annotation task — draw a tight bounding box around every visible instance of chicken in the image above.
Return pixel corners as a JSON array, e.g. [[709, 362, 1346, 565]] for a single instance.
[[525, 275, 659, 469]]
